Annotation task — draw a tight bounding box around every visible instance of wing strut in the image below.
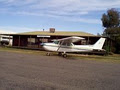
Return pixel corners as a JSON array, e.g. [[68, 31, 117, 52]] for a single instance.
[[57, 40, 64, 52]]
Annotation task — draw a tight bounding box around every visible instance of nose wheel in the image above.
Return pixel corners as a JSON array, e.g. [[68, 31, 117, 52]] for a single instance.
[[46, 52, 51, 56]]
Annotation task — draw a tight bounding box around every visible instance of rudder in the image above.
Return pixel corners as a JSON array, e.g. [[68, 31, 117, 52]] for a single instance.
[[93, 38, 106, 50]]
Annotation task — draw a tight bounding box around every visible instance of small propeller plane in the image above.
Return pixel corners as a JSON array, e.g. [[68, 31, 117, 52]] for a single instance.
[[41, 37, 106, 57]]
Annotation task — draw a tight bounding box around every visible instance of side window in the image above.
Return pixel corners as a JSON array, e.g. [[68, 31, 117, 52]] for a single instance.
[[61, 41, 72, 46], [67, 43, 73, 46]]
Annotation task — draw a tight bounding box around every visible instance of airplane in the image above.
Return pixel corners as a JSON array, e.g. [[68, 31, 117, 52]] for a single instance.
[[41, 36, 106, 57]]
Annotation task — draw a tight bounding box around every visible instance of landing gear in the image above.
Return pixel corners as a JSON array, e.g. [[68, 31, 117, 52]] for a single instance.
[[46, 52, 67, 58], [58, 52, 62, 56], [46, 52, 51, 56], [58, 52, 67, 58], [62, 53, 67, 58], [62, 52, 67, 58]]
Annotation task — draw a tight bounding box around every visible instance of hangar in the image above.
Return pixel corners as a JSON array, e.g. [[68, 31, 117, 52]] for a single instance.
[[10, 28, 103, 50]]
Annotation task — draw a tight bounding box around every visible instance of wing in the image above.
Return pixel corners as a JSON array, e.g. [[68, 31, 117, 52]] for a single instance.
[[56, 37, 84, 52], [58, 36, 85, 43]]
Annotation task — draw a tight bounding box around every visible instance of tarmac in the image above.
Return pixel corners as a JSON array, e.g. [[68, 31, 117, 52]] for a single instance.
[[0, 51, 120, 90]]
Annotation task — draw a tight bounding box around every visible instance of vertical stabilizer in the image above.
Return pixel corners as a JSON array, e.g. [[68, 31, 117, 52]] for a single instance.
[[93, 38, 106, 50]]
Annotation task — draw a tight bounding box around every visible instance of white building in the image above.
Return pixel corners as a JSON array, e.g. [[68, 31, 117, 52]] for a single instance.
[[0, 30, 16, 46]]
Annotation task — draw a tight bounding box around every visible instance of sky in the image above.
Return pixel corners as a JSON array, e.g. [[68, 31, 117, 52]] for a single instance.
[[0, 0, 120, 35]]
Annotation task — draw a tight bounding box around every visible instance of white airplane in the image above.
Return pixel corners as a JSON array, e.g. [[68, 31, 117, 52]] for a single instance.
[[41, 37, 106, 57]]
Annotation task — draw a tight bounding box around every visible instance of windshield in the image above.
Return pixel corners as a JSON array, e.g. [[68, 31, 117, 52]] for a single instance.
[[53, 41, 59, 44]]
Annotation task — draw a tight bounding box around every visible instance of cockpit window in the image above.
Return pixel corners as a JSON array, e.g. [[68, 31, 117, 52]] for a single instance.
[[53, 41, 74, 46], [60, 41, 73, 46], [53, 41, 59, 44]]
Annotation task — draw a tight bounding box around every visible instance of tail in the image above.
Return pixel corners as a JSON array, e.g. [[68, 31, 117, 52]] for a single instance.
[[93, 38, 106, 50]]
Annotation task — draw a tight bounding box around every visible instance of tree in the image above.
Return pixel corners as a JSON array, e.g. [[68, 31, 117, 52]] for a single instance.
[[101, 8, 120, 53], [101, 8, 120, 28]]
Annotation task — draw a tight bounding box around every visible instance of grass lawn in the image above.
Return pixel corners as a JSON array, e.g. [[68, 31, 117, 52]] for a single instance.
[[0, 46, 120, 63], [69, 54, 120, 63], [0, 46, 46, 55]]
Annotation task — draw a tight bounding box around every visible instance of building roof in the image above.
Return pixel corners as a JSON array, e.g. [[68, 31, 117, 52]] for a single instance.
[[15, 31, 96, 37], [0, 30, 16, 34]]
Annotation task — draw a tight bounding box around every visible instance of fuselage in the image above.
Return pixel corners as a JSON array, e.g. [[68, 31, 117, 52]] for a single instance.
[[43, 43, 94, 52], [42, 37, 106, 54]]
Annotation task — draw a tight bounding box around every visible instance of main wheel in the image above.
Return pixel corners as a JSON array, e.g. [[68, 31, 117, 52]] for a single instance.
[[63, 54, 67, 58]]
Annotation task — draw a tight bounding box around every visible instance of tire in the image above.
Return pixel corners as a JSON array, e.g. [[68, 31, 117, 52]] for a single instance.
[[46, 52, 50, 56], [63, 54, 67, 58]]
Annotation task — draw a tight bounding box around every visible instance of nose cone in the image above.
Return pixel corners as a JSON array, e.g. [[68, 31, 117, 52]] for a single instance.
[[41, 43, 49, 51], [40, 43, 46, 51]]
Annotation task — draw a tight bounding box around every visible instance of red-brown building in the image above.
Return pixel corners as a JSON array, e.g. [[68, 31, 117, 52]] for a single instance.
[[11, 29, 102, 49]]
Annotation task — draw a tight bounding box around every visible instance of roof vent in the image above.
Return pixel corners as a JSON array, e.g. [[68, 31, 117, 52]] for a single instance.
[[49, 28, 55, 33]]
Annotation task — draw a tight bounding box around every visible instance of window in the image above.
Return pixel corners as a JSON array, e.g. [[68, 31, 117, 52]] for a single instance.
[[60, 41, 73, 46], [53, 41, 59, 44], [28, 38, 35, 44]]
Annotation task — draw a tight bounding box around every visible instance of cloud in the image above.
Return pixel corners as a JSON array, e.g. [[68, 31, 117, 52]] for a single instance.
[[0, 26, 41, 33], [65, 17, 101, 24], [0, 0, 120, 24]]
